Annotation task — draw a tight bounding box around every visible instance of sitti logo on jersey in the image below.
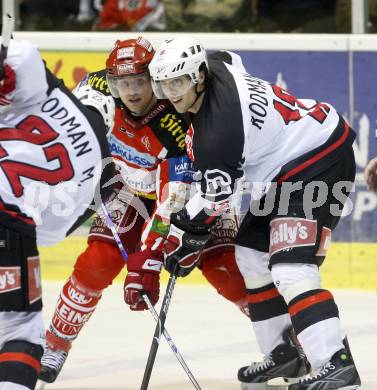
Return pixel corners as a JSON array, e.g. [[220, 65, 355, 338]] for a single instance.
[[87, 74, 110, 94], [108, 134, 155, 168], [160, 113, 186, 149], [269, 218, 317, 256]]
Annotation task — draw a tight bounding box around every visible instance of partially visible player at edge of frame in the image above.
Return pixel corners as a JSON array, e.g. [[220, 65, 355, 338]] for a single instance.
[[0, 37, 114, 390], [146, 36, 361, 390], [364, 153, 377, 191], [37, 36, 250, 387]]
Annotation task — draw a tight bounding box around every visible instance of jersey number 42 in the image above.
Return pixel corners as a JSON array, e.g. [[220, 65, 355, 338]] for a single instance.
[[0, 115, 74, 197]]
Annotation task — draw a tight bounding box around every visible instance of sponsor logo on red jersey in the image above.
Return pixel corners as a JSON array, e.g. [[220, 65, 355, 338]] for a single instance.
[[269, 217, 317, 256], [186, 124, 195, 161], [141, 135, 151, 151]]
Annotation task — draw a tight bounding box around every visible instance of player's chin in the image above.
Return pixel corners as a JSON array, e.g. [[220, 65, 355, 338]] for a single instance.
[[127, 101, 147, 113], [170, 98, 185, 113]]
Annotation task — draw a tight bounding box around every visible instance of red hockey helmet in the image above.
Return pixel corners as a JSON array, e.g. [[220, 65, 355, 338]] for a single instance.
[[106, 37, 155, 98], [106, 36, 155, 77]]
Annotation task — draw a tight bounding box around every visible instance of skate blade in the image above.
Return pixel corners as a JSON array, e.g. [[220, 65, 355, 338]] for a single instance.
[[241, 378, 288, 390], [241, 385, 287, 390], [35, 379, 48, 390]]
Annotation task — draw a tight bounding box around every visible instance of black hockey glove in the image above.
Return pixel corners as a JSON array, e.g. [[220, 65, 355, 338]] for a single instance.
[[164, 210, 211, 277]]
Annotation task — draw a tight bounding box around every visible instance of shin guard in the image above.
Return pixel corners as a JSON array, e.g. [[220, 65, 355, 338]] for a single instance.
[[48, 276, 102, 350], [0, 340, 43, 389]]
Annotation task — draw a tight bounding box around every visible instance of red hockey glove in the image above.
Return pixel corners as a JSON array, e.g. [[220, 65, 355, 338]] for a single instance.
[[124, 250, 163, 311], [164, 210, 211, 277], [0, 65, 16, 95]]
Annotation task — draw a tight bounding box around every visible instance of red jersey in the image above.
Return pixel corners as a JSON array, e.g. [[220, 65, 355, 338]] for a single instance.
[[79, 69, 194, 250], [98, 0, 164, 31]]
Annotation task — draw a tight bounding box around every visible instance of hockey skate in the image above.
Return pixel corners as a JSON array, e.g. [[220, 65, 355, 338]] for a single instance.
[[288, 337, 361, 390], [37, 344, 69, 384], [238, 326, 310, 389]]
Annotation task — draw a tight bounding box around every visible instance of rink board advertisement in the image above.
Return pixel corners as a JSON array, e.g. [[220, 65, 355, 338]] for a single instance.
[[40, 49, 377, 243], [238, 50, 375, 243]]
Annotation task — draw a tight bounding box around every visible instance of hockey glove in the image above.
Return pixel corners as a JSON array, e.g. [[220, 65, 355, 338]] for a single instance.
[[124, 250, 163, 311], [0, 65, 16, 95], [164, 210, 211, 277]]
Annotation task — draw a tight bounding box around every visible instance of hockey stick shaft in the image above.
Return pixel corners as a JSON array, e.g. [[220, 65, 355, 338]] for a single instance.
[[142, 294, 202, 390], [100, 202, 128, 260], [0, 13, 14, 80], [100, 203, 201, 389], [140, 267, 177, 390]]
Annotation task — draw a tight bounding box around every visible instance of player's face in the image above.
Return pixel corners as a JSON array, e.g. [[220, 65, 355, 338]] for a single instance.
[[110, 72, 154, 114], [159, 75, 196, 113]]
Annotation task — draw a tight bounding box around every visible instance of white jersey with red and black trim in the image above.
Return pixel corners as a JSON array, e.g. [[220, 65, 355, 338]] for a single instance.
[[0, 40, 111, 246], [184, 51, 355, 223]]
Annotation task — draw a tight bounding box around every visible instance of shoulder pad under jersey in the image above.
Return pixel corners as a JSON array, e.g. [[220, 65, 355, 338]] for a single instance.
[[77, 69, 111, 96], [145, 101, 190, 158]]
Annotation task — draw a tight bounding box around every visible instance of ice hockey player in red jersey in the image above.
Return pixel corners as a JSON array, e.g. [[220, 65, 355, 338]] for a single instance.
[[98, 0, 165, 32], [148, 36, 362, 390], [37, 36, 249, 386], [0, 37, 113, 390]]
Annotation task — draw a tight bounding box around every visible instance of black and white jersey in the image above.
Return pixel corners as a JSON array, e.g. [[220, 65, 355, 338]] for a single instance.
[[184, 51, 355, 224], [0, 40, 112, 245]]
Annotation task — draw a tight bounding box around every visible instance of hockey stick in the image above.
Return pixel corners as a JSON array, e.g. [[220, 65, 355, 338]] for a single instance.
[[140, 265, 178, 390], [100, 202, 129, 260], [100, 203, 202, 389], [0, 13, 14, 81], [142, 293, 202, 390]]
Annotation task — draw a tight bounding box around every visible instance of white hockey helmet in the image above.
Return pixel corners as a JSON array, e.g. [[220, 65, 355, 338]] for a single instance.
[[149, 36, 208, 98], [73, 84, 115, 135]]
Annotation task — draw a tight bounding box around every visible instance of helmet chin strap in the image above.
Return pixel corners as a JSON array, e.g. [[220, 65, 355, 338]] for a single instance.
[[187, 83, 205, 112]]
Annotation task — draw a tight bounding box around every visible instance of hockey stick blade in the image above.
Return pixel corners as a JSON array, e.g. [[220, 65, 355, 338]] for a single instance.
[[142, 294, 202, 390], [34, 379, 47, 390], [100, 202, 201, 388], [140, 266, 178, 390]]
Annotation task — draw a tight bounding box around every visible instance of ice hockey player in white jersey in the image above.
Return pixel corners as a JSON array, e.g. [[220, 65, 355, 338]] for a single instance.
[[148, 36, 361, 390], [0, 38, 113, 389], [36, 37, 251, 388]]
